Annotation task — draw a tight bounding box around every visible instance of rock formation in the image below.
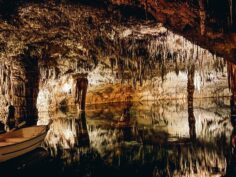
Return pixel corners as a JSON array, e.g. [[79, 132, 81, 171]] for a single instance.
[[0, 0, 235, 123]]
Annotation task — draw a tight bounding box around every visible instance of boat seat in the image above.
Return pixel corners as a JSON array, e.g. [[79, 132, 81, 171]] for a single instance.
[[5, 138, 29, 143], [0, 141, 14, 146]]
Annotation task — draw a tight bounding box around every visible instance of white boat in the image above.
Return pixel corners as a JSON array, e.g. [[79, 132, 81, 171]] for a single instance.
[[0, 125, 48, 163]]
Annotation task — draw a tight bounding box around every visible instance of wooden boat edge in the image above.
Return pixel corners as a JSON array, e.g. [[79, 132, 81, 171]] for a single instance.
[[0, 125, 48, 148]]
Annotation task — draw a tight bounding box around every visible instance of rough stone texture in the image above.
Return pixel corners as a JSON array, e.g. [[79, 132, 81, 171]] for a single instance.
[[0, 1, 234, 120], [36, 55, 229, 113], [0, 54, 39, 124], [108, 0, 236, 63]]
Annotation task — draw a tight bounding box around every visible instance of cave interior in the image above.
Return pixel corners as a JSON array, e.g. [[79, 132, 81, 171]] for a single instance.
[[0, 0, 236, 177]]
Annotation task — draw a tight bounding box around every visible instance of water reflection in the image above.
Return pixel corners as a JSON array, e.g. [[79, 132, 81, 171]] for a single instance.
[[44, 110, 89, 157], [187, 64, 196, 141], [35, 98, 233, 177], [225, 96, 236, 177]]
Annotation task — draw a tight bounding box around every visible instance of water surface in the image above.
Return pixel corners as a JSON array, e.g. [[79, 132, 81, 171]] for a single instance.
[[1, 98, 235, 177]]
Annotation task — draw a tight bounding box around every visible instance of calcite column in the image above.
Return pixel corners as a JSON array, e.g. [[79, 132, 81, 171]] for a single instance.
[[74, 73, 88, 111], [0, 55, 39, 125], [187, 64, 196, 141]]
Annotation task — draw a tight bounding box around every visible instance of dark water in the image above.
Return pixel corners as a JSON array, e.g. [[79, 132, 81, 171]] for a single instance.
[[1, 98, 236, 177]]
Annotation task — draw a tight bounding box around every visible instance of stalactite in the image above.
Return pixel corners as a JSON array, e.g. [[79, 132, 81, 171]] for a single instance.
[[229, 0, 233, 27], [112, 28, 225, 88], [199, 0, 206, 35]]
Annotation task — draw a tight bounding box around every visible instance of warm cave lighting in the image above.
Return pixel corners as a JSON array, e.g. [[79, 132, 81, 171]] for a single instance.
[[62, 82, 72, 93], [0, 1, 235, 177]]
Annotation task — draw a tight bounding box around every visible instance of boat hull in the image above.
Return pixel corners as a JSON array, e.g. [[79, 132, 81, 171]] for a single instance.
[[0, 127, 47, 163]]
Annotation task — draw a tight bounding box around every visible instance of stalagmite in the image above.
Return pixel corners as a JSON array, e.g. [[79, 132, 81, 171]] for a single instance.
[[73, 73, 89, 111]]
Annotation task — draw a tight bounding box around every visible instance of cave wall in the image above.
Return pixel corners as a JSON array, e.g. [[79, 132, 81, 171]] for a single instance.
[[0, 1, 234, 118], [108, 0, 236, 63], [36, 53, 229, 113], [0, 55, 39, 124], [35, 21, 230, 112]]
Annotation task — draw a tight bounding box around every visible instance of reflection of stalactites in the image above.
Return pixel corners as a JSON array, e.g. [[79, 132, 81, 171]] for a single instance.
[[76, 111, 90, 147], [230, 96, 236, 127], [226, 96, 236, 177], [227, 61, 236, 97], [187, 64, 196, 141]]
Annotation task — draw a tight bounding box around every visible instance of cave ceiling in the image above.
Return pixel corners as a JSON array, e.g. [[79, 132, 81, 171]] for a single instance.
[[108, 0, 236, 63], [0, 0, 228, 84]]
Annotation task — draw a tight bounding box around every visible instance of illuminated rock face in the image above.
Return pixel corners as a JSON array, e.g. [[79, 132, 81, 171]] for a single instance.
[[0, 1, 234, 122], [108, 0, 236, 62], [0, 1, 235, 176], [0, 54, 39, 124], [36, 35, 229, 111]]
